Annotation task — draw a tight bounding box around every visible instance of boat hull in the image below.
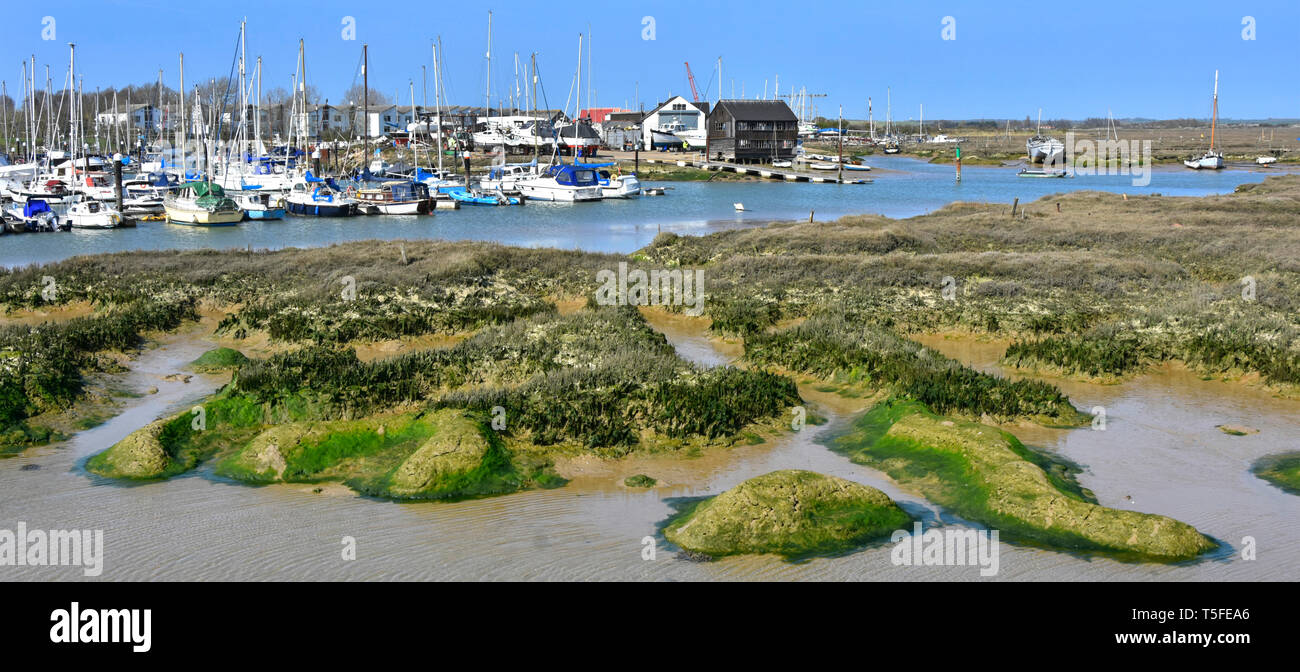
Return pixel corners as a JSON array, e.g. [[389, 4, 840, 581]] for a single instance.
[[1184, 154, 1225, 170], [164, 204, 244, 226], [516, 185, 602, 202], [285, 201, 358, 217], [244, 208, 287, 220]]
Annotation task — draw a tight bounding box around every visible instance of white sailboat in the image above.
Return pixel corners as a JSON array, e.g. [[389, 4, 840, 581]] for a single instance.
[[64, 44, 122, 229], [1185, 70, 1225, 170], [1026, 109, 1064, 164]]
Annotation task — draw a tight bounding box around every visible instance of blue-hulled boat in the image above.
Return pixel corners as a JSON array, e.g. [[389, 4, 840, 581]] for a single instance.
[[445, 186, 521, 206]]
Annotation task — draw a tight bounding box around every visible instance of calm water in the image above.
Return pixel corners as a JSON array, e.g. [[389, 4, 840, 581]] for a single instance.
[[2, 157, 1292, 268], [2, 158, 1296, 581], [1, 323, 1296, 581]]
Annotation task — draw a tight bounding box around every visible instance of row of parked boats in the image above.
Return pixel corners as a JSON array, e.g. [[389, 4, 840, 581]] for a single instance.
[[0, 149, 645, 232]]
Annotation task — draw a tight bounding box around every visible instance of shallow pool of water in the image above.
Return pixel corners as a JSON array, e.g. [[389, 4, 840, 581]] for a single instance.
[[2, 323, 1295, 581]]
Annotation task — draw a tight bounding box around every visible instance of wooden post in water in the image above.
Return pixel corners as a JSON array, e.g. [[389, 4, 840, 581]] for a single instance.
[[1011, 197, 1019, 218], [113, 158, 123, 213], [955, 145, 961, 182]]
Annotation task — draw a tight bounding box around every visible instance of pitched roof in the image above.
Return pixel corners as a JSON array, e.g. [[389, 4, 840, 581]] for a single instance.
[[643, 96, 710, 120], [713, 99, 797, 122]]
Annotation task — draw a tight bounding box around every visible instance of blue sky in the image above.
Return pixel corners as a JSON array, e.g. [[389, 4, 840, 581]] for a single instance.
[[5, 0, 1297, 120]]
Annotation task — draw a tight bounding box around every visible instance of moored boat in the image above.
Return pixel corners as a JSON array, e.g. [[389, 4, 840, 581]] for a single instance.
[[237, 191, 288, 220], [4, 199, 66, 232], [445, 186, 522, 206], [515, 164, 603, 202], [164, 182, 244, 226], [356, 181, 435, 215], [285, 174, 359, 217], [66, 199, 122, 229]]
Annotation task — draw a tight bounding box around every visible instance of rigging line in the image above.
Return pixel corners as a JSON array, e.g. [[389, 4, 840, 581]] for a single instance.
[[215, 29, 241, 164]]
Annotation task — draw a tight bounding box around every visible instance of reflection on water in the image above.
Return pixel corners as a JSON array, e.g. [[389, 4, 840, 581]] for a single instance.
[[2, 324, 1296, 581], [5, 159, 1294, 269]]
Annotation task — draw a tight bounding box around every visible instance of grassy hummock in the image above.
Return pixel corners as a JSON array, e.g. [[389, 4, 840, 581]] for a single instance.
[[662, 469, 911, 559], [190, 347, 250, 373], [834, 398, 1217, 562], [212, 408, 557, 501], [1252, 452, 1300, 496], [624, 474, 657, 488]]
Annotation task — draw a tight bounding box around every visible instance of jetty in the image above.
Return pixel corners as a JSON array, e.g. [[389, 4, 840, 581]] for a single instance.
[[634, 157, 871, 184]]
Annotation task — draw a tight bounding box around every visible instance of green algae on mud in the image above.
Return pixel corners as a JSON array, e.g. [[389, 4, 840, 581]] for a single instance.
[[833, 398, 1216, 562], [214, 408, 552, 501], [1251, 452, 1300, 496], [662, 469, 912, 560], [86, 394, 265, 480]]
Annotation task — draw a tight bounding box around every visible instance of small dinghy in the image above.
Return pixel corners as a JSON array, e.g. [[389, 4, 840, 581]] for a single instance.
[[1017, 168, 1068, 178], [445, 186, 522, 206]]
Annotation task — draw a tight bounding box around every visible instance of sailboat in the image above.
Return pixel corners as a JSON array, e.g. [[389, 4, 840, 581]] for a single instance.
[[1026, 109, 1064, 164], [62, 43, 123, 229], [165, 182, 244, 225], [1185, 70, 1225, 170], [882, 87, 900, 154]]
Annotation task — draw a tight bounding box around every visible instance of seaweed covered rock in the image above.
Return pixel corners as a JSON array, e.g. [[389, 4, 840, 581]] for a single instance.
[[663, 470, 911, 559], [190, 347, 249, 373], [1252, 452, 1300, 496], [385, 410, 495, 497], [215, 423, 307, 482], [836, 399, 1217, 561], [213, 409, 531, 500], [86, 416, 175, 478]]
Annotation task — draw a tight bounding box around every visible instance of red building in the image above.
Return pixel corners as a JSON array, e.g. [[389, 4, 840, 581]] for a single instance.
[[578, 107, 627, 124]]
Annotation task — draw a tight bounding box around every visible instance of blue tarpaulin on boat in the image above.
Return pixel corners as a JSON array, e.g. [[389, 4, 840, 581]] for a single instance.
[[304, 171, 325, 183], [24, 200, 52, 217]]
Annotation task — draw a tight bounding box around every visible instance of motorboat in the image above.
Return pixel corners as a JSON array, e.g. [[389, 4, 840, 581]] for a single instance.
[[237, 191, 288, 220], [285, 174, 359, 217], [356, 181, 435, 215], [478, 162, 539, 193], [515, 164, 603, 202], [577, 163, 640, 198], [445, 186, 522, 206], [3, 199, 66, 232]]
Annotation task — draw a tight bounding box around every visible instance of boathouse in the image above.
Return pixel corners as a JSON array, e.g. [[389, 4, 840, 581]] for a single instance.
[[706, 100, 799, 163]]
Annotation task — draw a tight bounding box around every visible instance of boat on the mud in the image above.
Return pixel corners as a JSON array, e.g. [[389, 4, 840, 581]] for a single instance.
[[1185, 70, 1225, 171]]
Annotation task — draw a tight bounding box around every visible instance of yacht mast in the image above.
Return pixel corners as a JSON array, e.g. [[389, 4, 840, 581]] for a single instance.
[[434, 37, 444, 175], [68, 43, 76, 174], [1210, 69, 1219, 153], [179, 52, 186, 175], [363, 43, 369, 163], [485, 11, 492, 115], [255, 56, 262, 155]]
